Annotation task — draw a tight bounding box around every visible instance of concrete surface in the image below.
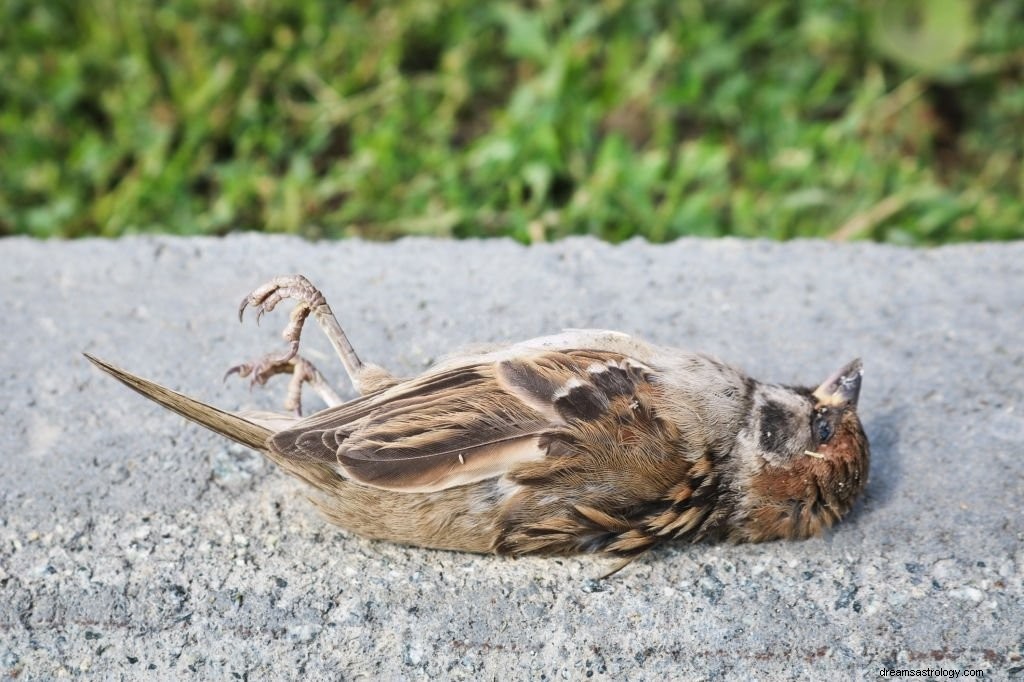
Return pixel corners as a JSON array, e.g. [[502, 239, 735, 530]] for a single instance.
[[1, 235, 1022, 680]]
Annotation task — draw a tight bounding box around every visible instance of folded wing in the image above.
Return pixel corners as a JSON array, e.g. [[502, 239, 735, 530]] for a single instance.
[[269, 350, 649, 492]]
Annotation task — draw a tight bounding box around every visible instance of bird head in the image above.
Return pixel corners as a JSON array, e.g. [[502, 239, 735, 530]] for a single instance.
[[727, 359, 869, 541]]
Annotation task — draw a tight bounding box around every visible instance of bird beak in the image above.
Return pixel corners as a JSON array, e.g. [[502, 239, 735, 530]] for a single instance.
[[812, 359, 862, 409]]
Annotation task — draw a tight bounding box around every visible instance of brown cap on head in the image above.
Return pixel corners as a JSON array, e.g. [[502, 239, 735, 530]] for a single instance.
[[812, 359, 862, 409]]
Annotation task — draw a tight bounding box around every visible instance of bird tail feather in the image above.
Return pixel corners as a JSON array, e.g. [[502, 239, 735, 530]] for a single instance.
[[84, 353, 272, 450]]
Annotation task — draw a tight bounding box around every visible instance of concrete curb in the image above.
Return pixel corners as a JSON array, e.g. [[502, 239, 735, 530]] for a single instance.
[[1, 235, 1021, 679]]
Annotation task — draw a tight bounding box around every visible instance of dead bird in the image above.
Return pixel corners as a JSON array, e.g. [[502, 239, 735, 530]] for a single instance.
[[86, 274, 869, 559]]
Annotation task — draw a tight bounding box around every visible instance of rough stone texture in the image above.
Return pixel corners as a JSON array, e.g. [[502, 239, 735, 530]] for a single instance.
[[1, 235, 1022, 680]]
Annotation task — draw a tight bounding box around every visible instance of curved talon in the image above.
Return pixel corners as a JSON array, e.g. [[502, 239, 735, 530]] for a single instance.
[[230, 274, 360, 404], [223, 353, 342, 415], [224, 363, 273, 390], [225, 361, 259, 384]]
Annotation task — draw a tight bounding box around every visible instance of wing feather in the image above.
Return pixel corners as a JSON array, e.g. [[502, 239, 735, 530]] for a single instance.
[[269, 350, 648, 493]]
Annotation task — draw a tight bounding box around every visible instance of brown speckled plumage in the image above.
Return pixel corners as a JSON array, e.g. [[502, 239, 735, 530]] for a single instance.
[[86, 275, 870, 561]]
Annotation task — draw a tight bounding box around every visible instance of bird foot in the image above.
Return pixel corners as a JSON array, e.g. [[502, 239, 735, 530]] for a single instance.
[[225, 355, 340, 416]]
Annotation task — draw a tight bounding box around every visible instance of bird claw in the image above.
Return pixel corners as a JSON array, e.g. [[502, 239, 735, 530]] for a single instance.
[[224, 354, 329, 416], [229, 275, 346, 414], [224, 360, 265, 388], [224, 348, 296, 386], [238, 275, 323, 322]]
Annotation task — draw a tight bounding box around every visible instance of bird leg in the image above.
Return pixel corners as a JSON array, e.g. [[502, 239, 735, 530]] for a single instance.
[[230, 275, 397, 402], [225, 355, 341, 416]]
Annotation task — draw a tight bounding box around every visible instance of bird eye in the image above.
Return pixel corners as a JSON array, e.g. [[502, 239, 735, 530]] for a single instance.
[[814, 413, 833, 443]]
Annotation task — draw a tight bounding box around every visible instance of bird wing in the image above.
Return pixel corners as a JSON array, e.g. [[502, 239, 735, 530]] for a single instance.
[[269, 349, 650, 492]]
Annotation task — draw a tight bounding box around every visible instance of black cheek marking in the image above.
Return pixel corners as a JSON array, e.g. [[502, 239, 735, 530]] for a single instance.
[[590, 365, 633, 397], [554, 384, 609, 421], [759, 401, 794, 453]]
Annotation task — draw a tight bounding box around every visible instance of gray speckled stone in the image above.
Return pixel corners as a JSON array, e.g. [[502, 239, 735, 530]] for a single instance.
[[1, 235, 1022, 680]]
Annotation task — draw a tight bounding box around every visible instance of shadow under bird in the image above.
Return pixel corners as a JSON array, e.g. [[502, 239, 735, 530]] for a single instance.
[[86, 275, 869, 563]]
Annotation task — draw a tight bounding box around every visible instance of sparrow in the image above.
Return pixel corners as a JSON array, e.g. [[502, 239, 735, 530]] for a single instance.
[[86, 275, 869, 561]]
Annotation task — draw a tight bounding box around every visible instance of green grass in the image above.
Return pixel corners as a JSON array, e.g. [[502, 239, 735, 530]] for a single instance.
[[1, 0, 1021, 244]]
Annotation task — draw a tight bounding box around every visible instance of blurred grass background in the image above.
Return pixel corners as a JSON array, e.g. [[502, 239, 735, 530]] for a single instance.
[[1, 0, 1021, 244]]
